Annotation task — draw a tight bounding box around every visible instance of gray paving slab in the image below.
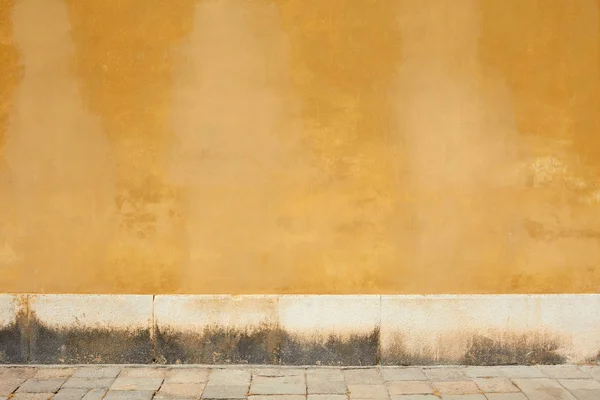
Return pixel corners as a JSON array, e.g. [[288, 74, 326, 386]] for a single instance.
[[109, 376, 163, 391], [513, 378, 576, 399], [473, 378, 518, 393], [201, 384, 248, 399], [424, 368, 468, 382], [343, 369, 383, 385], [157, 382, 206, 398], [382, 368, 427, 381], [72, 367, 121, 379], [62, 377, 115, 389], [0, 377, 27, 396], [433, 381, 480, 395], [347, 384, 388, 399], [166, 369, 210, 383], [483, 395, 528, 400], [103, 391, 154, 400], [80, 389, 106, 400], [386, 381, 434, 395], [308, 380, 347, 394], [52, 388, 89, 400], [541, 365, 589, 379], [17, 378, 66, 393]]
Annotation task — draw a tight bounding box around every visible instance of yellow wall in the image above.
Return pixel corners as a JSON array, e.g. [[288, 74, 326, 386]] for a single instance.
[[0, 0, 599, 294]]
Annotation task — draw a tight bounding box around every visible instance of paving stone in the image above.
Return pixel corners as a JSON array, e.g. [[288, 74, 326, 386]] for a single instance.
[[166, 369, 210, 383], [347, 384, 388, 399], [201, 385, 248, 399], [307, 370, 345, 382], [308, 396, 348, 400], [387, 381, 434, 395], [72, 367, 121, 379], [120, 367, 167, 378], [424, 368, 468, 382], [0, 377, 27, 396], [17, 378, 66, 393], [158, 382, 206, 398], [110, 377, 163, 391], [0, 396, 6, 400], [103, 391, 154, 400], [250, 381, 305, 395], [440, 395, 486, 400], [308, 380, 347, 394], [208, 369, 251, 386], [52, 389, 89, 400], [580, 366, 600, 380], [563, 389, 600, 400], [343, 369, 383, 384], [253, 369, 305, 377], [10, 394, 54, 400], [434, 381, 480, 395], [248, 396, 305, 400], [252, 375, 304, 385], [496, 366, 546, 378], [62, 378, 115, 389], [464, 367, 503, 378], [558, 378, 600, 400], [389, 396, 440, 400], [382, 368, 427, 381], [81, 389, 106, 400], [512, 378, 576, 399], [541, 366, 589, 379], [34, 369, 75, 379], [483, 395, 528, 400], [1, 368, 36, 379], [559, 379, 600, 390], [473, 378, 518, 393]]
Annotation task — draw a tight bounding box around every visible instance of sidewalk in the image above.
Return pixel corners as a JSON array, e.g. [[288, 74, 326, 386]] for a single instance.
[[1, 365, 599, 400]]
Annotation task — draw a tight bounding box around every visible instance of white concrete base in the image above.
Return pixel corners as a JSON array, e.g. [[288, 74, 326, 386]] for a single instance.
[[0, 294, 599, 365]]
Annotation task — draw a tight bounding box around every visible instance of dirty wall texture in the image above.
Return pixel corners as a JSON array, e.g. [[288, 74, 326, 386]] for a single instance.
[[0, 0, 599, 294]]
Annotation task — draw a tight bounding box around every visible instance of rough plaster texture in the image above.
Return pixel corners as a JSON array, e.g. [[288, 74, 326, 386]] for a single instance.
[[2, 294, 600, 365], [0, 0, 599, 295]]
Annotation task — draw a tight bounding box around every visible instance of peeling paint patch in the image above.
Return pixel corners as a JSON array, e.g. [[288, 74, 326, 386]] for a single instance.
[[462, 333, 566, 365], [155, 325, 281, 364], [280, 328, 379, 366], [29, 320, 153, 364]]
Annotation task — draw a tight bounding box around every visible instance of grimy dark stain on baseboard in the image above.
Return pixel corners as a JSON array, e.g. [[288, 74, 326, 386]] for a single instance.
[[155, 325, 380, 366], [0, 315, 574, 366], [382, 332, 567, 366]]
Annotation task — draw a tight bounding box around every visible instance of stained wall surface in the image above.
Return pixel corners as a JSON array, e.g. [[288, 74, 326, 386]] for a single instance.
[[0, 0, 599, 294]]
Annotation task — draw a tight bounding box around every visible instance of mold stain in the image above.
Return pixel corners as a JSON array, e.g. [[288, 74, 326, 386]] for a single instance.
[[279, 328, 380, 366], [62, 0, 197, 293], [463, 333, 565, 366], [383, 331, 567, 366], [155, 325, 282, 364]]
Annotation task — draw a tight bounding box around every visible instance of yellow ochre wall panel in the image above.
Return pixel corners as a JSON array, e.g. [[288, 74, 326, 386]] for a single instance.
[[0, 0, 599, 294]]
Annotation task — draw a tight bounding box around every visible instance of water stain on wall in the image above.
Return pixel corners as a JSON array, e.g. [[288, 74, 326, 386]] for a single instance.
[[478, 0, 600, 293], [273, 0, 403, 292], [0, 0, 599, 294], [0, 0, 22, 290], [168, 0, 313, 293], [2, 0, 114, 292], [62, 0, 196, 292]]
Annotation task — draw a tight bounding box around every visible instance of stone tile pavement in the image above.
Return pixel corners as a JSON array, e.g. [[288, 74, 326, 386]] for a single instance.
[[0, 365, 599, 399]]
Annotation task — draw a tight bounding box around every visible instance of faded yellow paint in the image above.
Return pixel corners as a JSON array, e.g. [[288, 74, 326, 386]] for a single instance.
[[0, 0, 599, 294]]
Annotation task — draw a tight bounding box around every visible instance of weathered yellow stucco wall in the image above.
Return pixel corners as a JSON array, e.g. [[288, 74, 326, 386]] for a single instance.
[[0, 0, 599, 294]]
